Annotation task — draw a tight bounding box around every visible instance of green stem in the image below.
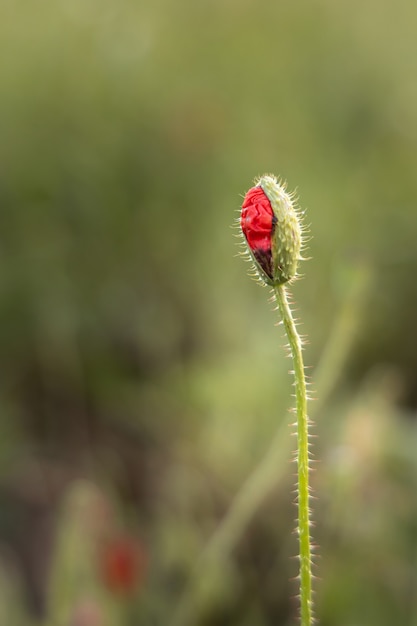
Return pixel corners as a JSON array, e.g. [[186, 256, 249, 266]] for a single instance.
[[274, 283, 312, 626]]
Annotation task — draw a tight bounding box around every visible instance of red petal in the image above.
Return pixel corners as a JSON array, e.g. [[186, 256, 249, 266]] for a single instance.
[[241, 185, 267, 208], [240, 186, 274, 253]]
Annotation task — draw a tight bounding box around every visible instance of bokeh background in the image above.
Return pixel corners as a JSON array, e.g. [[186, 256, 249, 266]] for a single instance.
[[1, 0, 417, 624]]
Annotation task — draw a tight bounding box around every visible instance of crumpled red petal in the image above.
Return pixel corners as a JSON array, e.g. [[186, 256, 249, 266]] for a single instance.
[[241, 186, 274, 252], [241, 185, 275, 279]]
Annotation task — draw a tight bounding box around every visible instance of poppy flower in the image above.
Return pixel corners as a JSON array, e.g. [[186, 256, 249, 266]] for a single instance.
[[100, 536, 146, 595], [241, 185, 276, 281], [240, 175, 302, 286]]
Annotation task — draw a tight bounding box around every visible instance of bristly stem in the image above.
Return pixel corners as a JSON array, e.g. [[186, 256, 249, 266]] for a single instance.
[[274, 283, 312, 626]]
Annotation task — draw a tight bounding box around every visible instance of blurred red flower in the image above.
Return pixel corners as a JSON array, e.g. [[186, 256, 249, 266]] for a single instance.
[[100, 536, 146, 595]]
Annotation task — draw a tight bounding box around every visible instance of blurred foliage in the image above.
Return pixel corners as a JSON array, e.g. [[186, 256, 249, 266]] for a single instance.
[[0, 0, 417, 624]]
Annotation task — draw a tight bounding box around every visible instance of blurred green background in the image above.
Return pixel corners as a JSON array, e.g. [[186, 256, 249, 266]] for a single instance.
[[1, 0, 417, 624]]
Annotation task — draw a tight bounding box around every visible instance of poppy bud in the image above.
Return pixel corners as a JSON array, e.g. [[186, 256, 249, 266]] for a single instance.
[[240, 175, 302, 286]]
